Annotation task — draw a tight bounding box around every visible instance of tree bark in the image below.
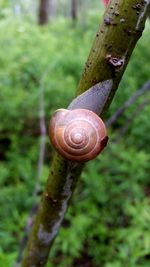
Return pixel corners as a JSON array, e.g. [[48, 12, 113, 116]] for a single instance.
[[38, 0, 50, 25], [21, 0, 150, 266], [49, 0, 56, 18], [71, 0, 77, 21]]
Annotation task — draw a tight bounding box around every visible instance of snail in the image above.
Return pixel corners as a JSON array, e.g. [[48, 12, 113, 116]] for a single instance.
[[48, 80, 113, 162], [49, 108, 107, 162]]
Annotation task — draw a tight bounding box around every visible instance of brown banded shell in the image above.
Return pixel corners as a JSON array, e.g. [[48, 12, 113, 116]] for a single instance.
[[49, 109, 107, 162]]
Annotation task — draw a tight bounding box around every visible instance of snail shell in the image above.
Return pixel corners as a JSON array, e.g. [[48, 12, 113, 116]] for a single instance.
[[49, 109, 108, 162]]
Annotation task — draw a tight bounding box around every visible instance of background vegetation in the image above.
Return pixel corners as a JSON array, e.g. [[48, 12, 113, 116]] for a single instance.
[[0, 1, 150, 266]]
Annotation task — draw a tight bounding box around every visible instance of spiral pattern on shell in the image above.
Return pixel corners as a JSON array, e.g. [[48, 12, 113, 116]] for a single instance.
[[49, 109, 108, 162]]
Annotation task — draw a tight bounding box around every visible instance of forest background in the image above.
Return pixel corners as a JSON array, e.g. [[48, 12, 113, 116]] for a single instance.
[[0, 0, 150, 267]]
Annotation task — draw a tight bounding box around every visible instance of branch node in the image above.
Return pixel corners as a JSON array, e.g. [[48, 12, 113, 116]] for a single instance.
[[106, 54, 125, 70]]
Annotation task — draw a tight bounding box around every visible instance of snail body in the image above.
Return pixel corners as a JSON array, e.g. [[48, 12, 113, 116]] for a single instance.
[[49, 108, 108, 162]]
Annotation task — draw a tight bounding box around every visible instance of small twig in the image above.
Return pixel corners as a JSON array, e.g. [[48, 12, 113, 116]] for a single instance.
[[106, 80, 150, 127], [15, 69, 47, 267], [15, 204, 38, 267], [116, 98, 150, 141], [15, 57, 63, 267], [33, 72, 47, 197], [33, 57, 63, 196]]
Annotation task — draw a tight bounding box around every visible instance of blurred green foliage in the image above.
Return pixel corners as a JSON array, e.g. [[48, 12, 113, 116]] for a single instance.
[[0, 9, 150, 267]]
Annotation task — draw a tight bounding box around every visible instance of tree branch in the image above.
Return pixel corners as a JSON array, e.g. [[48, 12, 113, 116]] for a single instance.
[[21, 0, 150, 266], [76, 0, 150, 117]]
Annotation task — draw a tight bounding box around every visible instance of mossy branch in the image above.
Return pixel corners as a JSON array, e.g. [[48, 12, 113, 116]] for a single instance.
[[21, 0, 150, 266]]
